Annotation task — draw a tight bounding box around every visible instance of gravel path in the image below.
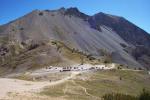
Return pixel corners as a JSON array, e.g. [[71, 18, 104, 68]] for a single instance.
[[0, 72, 80, 99]]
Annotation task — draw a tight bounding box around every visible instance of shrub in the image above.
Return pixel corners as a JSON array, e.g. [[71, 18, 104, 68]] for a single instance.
[[139, 89, 150, 100], [120, 43, 127, 48], [89, 56, 95, 60], [51, 14, 55, 16], [86, 54, 92, 58], [13, 66, 17, 69], [71, 48, 75, 53], [20, 27, 24, 30], [73, 32, 77, 34], [28, 44, 39, 50], [104, 60, 109, 64], [51, 41, 57, 45], [39, 12, 43, 16], [102, 89, 150, 100], [98, 49, 112, 63], [138, 68, 142, 70], [126, 66, 129, 69], [12, 29, 15, 31], [21, 42, 26, 46], [80, 56, 84, 65], [117, 65, 122, 70], [56, 45, 61, 51], [134, 68, 137, 70], [119, 76, 122, 80], [102, 93, 137, 100]]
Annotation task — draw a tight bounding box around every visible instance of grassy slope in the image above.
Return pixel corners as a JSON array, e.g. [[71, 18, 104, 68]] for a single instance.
[[40, 70, 150, 100], [77, 70, 150, 96], [0, 39, 108, 76]]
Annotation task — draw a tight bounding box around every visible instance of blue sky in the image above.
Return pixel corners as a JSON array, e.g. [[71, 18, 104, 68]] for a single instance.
[[0, 0, 150, 33]]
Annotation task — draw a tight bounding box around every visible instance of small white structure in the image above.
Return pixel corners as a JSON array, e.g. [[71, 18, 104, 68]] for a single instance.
[[32, 63, 116, 76]]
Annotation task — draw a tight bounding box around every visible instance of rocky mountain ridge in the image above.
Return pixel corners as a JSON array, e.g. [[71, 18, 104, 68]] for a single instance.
[[0, 7, 150, 74]]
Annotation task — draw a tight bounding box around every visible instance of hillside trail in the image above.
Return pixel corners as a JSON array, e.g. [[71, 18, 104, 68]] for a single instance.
[[71, 80, 101, 100], [0, 64, 141, 99], [0, 71, 80, 99]]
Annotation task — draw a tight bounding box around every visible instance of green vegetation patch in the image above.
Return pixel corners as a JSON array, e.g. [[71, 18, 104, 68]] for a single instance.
[[40, 70, 150, 100], [102, 89, 150, 100], [75, 70, 150, 97]]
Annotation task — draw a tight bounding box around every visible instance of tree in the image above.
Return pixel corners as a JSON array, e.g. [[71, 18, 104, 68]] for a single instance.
[[71, 48, 75, 53], [80, 56, 84, 65], [119, 76, 122, 80]]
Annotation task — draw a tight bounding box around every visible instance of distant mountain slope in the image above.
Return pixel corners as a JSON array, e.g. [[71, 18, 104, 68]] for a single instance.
[[0, 7, 150, 74], [88, 12, 150, 69], [88, 12, 150, 47]]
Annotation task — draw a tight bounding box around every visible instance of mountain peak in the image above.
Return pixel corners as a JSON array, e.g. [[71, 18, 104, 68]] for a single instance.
[[95, 12, 123, 21], [58, 7, 66, 11], [66, 7, 79, 13], [89, 11, 150, 47], [65, 7, 89, 19]]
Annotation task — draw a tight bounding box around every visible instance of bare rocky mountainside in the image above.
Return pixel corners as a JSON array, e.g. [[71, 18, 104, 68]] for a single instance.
[[0, 7, 150, 75]]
